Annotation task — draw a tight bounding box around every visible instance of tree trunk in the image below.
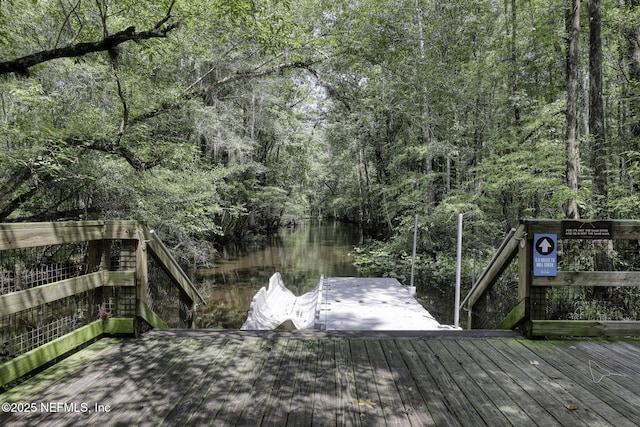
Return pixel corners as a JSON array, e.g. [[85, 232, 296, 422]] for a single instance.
[[565, 0, 581, 219], [624, 0, 640, 139], [589, 0, 608, 217], [507, 0, 520, 126], [415, 0, 435, 207]]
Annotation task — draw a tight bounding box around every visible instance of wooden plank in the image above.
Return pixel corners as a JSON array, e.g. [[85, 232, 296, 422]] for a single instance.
[[103, 270, 135, 286], [204, 337, 274, 425], [531, 320, 640, 338], [348, 340, 385, 423], [380, 339, 450, 426], [4, 333, 640, 426], [312, 339, 337, 427], [234, 338, 293, 425], [363, 339, 414, 426], [577, 340, 640, 379], [135, 230, 149, 309], [0, 338, 132, 426], [488, 338, 614, 426], [0, 338, 119, 402], [236, 339, 295, 425], [423, 339, 512, 426], [440, 339, 537, 426], [183, 337, 255, 426], [518, 231, 533, 302], [136, 300, 169, 330], [259, 338, 303, 425], [333, 339, 362, 426], [516, 339, 638, 427], [534, 340, 640, 419], [113, 337, 215, 426], [523, 219, 640, 240], [407, 339, 484, 425], [103, 220, 140, 240], [468, 224, 524, 307], [460, 339, 569, 426], [0, 271, 103, 316], [532, 271, 640, 287], [0, 221, 105, 249], [495, 298, 527, 330], [144, 234, 203, 306], [283, 338, 317, 426], [160, 338, 234, 425], [94, 335, 204, 426], [103, 318, 134, 335], [0, 321, 104, 387]]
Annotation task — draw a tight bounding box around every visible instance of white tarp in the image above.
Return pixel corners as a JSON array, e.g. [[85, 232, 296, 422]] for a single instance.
[[241, 272, 321, 330]]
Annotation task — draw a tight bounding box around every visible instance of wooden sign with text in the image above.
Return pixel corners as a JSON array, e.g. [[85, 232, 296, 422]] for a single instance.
[[561, 220, 613, 239]]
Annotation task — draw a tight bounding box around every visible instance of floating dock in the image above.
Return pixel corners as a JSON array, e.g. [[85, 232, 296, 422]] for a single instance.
[[242, 273, 456, 330]]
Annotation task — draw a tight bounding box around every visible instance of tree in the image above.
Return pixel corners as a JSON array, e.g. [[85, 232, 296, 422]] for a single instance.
[[565, 0, 581, 219], [0, 0, 315, 229], [625, 0, 640, 140], [588, 0, 608, 217]]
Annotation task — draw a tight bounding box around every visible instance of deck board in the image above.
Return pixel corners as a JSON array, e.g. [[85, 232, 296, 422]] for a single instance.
[[489, 338, 623, 426], [363, 339, 412, 426], [441, 339, 537, 426], [2, 331, 640, 426], [410, 339, 486, 425], [285, 339, 317, 426], [460, 339, 563, 426], [518, 340, 640, 425]]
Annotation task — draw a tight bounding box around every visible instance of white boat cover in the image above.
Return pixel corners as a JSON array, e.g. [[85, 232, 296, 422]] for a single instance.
[[241, 272, 322, 330]]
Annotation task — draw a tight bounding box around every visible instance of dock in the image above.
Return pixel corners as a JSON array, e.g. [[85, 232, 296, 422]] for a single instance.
[[242, 274, 450, 331], [2, 330, 640, 426]]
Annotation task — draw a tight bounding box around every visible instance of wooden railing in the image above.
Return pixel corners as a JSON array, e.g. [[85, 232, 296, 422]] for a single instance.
[[0, 220, 205, 387], [464, 219, 640, 338]]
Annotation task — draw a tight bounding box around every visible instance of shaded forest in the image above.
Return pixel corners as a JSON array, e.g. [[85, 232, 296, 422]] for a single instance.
[[1, 0, 639, 288]]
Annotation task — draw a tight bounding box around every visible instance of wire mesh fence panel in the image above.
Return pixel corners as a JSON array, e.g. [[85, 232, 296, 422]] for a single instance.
[[1, 290, 98, 363], [558, 239, 640, 271], [470, 257, 520, 329], [0, 239, 139, 363], [0, 221, 204, 388], [147, 254, 188, 328], [541, 238, 640, 321], [0, 243, 96, 294], [107, 240, 137, 272]]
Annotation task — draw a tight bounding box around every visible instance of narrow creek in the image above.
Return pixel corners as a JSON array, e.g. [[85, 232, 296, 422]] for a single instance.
[[194, 220, 455, 329], [195, 221, 364, 328]]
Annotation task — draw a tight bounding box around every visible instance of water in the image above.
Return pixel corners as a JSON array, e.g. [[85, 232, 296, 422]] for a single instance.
[[195, 221, 364, 328]]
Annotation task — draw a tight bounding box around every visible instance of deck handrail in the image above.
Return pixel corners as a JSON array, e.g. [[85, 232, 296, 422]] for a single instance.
[[466, 218, 640, 338], [146, 229, 206, 307], [460, 225, 520, 310], [0, 220, 205, 387]]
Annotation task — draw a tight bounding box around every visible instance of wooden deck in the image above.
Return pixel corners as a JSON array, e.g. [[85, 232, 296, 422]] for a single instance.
[[2, 330, 640, 426]]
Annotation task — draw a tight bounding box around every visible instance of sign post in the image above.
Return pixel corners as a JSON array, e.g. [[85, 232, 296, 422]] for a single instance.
[[533, 234, 557, 277]]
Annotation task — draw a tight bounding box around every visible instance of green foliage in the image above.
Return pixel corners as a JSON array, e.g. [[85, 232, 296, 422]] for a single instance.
[[2, 0, 640, 280]]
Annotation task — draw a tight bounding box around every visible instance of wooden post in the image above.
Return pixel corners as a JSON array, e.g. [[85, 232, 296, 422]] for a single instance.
[[135, 227, 148, 335], [518, 231, 533, 336]]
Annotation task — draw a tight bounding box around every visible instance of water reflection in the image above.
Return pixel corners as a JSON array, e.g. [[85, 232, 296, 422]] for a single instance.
[[196, 221, 363, 328]]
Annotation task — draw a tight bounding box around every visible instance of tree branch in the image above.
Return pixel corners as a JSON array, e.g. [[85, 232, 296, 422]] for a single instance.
[[212, 61, 320, 87], [65, 136, 162, 171], [0, 20, 181, 76], [131, 60, 320, 126]]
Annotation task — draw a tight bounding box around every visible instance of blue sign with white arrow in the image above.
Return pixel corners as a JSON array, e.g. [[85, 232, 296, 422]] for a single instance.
[[533, 234, 557, 277]]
